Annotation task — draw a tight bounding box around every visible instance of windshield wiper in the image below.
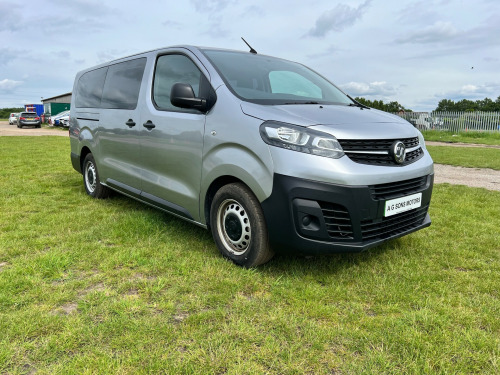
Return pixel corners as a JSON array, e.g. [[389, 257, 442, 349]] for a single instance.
[[346, 95, 370, 109], [283, 101, 321, 105]]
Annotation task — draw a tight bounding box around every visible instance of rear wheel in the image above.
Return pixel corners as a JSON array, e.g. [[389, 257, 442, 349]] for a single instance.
[[82, 153, 110, 199], [210, 183, 274, 267]]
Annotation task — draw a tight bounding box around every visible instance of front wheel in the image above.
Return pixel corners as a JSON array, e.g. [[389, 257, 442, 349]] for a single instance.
[[82, 153, 110, 199], [210, 183, 274, 267]]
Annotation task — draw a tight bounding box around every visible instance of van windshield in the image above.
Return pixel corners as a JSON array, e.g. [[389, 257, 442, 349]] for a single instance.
[[202, 49, 353, 106]]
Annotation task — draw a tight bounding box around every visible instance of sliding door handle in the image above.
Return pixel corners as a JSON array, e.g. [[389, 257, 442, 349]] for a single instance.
[[125, 119, 136, 128], [143, 120, 156, 130]]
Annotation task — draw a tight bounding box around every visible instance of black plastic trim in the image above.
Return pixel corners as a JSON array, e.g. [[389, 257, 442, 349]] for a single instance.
[[260, 173, 433, 255], [71, 152, 81, 173], [106, 179, 193, 221]]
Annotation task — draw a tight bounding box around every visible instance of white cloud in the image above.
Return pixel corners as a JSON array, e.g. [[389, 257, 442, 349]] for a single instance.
[[340, 81, 397, 97], [0, 79, 23, 91], [306, 0, 372, 37], [0, 2, 21, 32], [190, 0, 235, 12], [395, 21, 458, 44]]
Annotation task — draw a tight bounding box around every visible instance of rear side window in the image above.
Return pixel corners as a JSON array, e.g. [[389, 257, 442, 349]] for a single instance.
[[75, 67, 108, 108], [153, 54, 202, 111], [101, 58, 147, 110]]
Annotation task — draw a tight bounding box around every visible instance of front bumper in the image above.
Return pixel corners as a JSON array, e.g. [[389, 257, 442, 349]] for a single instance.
[[261, 173, 433, 254]]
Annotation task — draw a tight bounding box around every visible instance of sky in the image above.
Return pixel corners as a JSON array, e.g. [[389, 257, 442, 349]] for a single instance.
[[1, 0, 499, 112]]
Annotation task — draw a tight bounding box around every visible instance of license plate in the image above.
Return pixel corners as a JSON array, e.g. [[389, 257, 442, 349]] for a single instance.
[[384, 193, 422, 217]]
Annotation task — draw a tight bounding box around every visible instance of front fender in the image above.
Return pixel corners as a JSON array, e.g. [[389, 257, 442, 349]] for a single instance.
[[200, 143, 274, 222]]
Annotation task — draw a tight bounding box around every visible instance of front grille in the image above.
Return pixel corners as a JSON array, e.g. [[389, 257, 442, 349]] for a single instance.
[[338, 137, 423, 166], [318, 202, 354, 239], [360, 205, 429, 241], [369, 176, 428, 200]]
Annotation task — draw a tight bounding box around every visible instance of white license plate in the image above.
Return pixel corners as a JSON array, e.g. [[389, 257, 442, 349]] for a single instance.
[[384, 193, 422, 217]]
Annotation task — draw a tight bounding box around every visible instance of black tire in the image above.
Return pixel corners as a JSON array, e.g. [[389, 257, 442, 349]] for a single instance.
[[82, 153, 110, 199], [210, 183, 274, 267]]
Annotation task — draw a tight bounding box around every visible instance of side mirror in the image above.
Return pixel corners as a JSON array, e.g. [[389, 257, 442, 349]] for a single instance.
[[170, 83, 207, 112]]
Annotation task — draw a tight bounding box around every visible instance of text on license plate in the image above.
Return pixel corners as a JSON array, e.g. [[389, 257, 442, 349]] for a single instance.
[[384, 193, 422, 217]]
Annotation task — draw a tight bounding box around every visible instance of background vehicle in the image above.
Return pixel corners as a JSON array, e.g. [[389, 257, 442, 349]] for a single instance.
[[51, 110, 70, 126], [8, 113, 19, 125], [17, 112, 41, 128]]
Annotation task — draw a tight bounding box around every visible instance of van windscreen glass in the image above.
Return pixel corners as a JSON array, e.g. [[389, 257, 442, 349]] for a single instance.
[[202, 49, 353, 106]]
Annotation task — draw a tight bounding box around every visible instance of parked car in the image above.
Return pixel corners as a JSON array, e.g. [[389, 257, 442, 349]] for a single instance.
[[9, 113, 19, 125], [59, 113, 70, 127], [51, 110, 70, 126], [17, 112, 41, 128], [70, 45, 434, 267]]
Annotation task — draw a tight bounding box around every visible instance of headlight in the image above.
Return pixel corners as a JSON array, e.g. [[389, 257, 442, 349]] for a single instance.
[[260, 121, 344, 159], [417, 130, 426, 149]]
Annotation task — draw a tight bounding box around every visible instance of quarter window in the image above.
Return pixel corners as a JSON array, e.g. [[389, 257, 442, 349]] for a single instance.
[[75, 67, 108, 108]]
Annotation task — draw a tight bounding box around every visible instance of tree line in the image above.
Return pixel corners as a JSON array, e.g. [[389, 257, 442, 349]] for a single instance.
[[354, 96, 500, 113], [354, 98, 411, 112], [0, 107, 24, 119], [435, 96, 500, 112]]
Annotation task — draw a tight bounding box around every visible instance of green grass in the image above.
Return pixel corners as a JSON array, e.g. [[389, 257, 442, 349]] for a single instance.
[[1, 137, 499, 374], [427, 145, 500, 170], [423, 130, 500, 145]]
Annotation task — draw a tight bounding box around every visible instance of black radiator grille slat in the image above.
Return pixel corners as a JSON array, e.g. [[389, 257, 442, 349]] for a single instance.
[[369, 176, 428, 200], [338, 137, 423, 166], [360, 205, 429, 241], [319, 202, 355, 239]]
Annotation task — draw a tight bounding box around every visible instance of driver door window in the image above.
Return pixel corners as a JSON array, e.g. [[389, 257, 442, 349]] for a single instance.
[[153, 54, 201, 111]]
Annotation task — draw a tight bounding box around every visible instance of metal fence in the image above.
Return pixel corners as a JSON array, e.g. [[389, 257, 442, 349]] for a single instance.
[[393, 111, 500, 132]]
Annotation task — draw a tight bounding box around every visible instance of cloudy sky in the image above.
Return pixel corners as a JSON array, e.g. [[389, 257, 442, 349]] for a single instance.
[[1, 0, 499, 111]]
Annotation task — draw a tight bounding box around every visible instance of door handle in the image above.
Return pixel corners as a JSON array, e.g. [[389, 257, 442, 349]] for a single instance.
[[143, 120, 156, 130], [125, 119, 136, 128]]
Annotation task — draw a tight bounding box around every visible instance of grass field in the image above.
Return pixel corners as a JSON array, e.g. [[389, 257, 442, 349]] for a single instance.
[[1, 137, 499, 374], [422, 130, 500, 145], [426, 145, 500, 170]]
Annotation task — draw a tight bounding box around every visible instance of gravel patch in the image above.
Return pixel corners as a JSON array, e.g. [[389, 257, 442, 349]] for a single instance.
[[434, 164, 500, 192], [0, 121, 67, 136], [427, 141, 500, 149]]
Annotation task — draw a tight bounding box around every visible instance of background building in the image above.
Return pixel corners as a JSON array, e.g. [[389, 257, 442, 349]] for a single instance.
[[42, 93, 72, 116]]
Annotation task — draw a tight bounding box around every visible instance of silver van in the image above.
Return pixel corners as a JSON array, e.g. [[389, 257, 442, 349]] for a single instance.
[[70, 46, 433, 267]]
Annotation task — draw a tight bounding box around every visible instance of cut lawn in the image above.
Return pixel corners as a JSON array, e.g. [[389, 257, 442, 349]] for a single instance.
[[1, 137, 499, 374], [426, 145, 500, 170], [422, 130, 500, 146]]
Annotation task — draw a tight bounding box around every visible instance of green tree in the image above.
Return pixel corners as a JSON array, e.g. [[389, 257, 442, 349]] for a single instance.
[[354, 97, 411, 112], [0, 107, 24, 119], [434, 96, 500, 112]]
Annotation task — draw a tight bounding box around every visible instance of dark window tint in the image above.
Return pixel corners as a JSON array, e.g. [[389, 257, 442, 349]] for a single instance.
[[101, 58, 147, 110], [75, 67, 108, 108], [153, 54, 201, 111]]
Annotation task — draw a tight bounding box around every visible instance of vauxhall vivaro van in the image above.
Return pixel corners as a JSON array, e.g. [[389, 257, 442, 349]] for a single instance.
[[70, 46, 433, 267]]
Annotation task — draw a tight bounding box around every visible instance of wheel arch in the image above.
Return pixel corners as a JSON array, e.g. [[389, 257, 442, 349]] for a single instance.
[[79, 146, 92, 173], [204, 175, 245, 228]]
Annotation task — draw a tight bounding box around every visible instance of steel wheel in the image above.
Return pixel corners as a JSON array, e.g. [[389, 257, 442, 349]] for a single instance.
[[216, 198, 251, 256], [82, 153, 110, 199], [210, 183, 274, 267], [84, 160, 97, 194]]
